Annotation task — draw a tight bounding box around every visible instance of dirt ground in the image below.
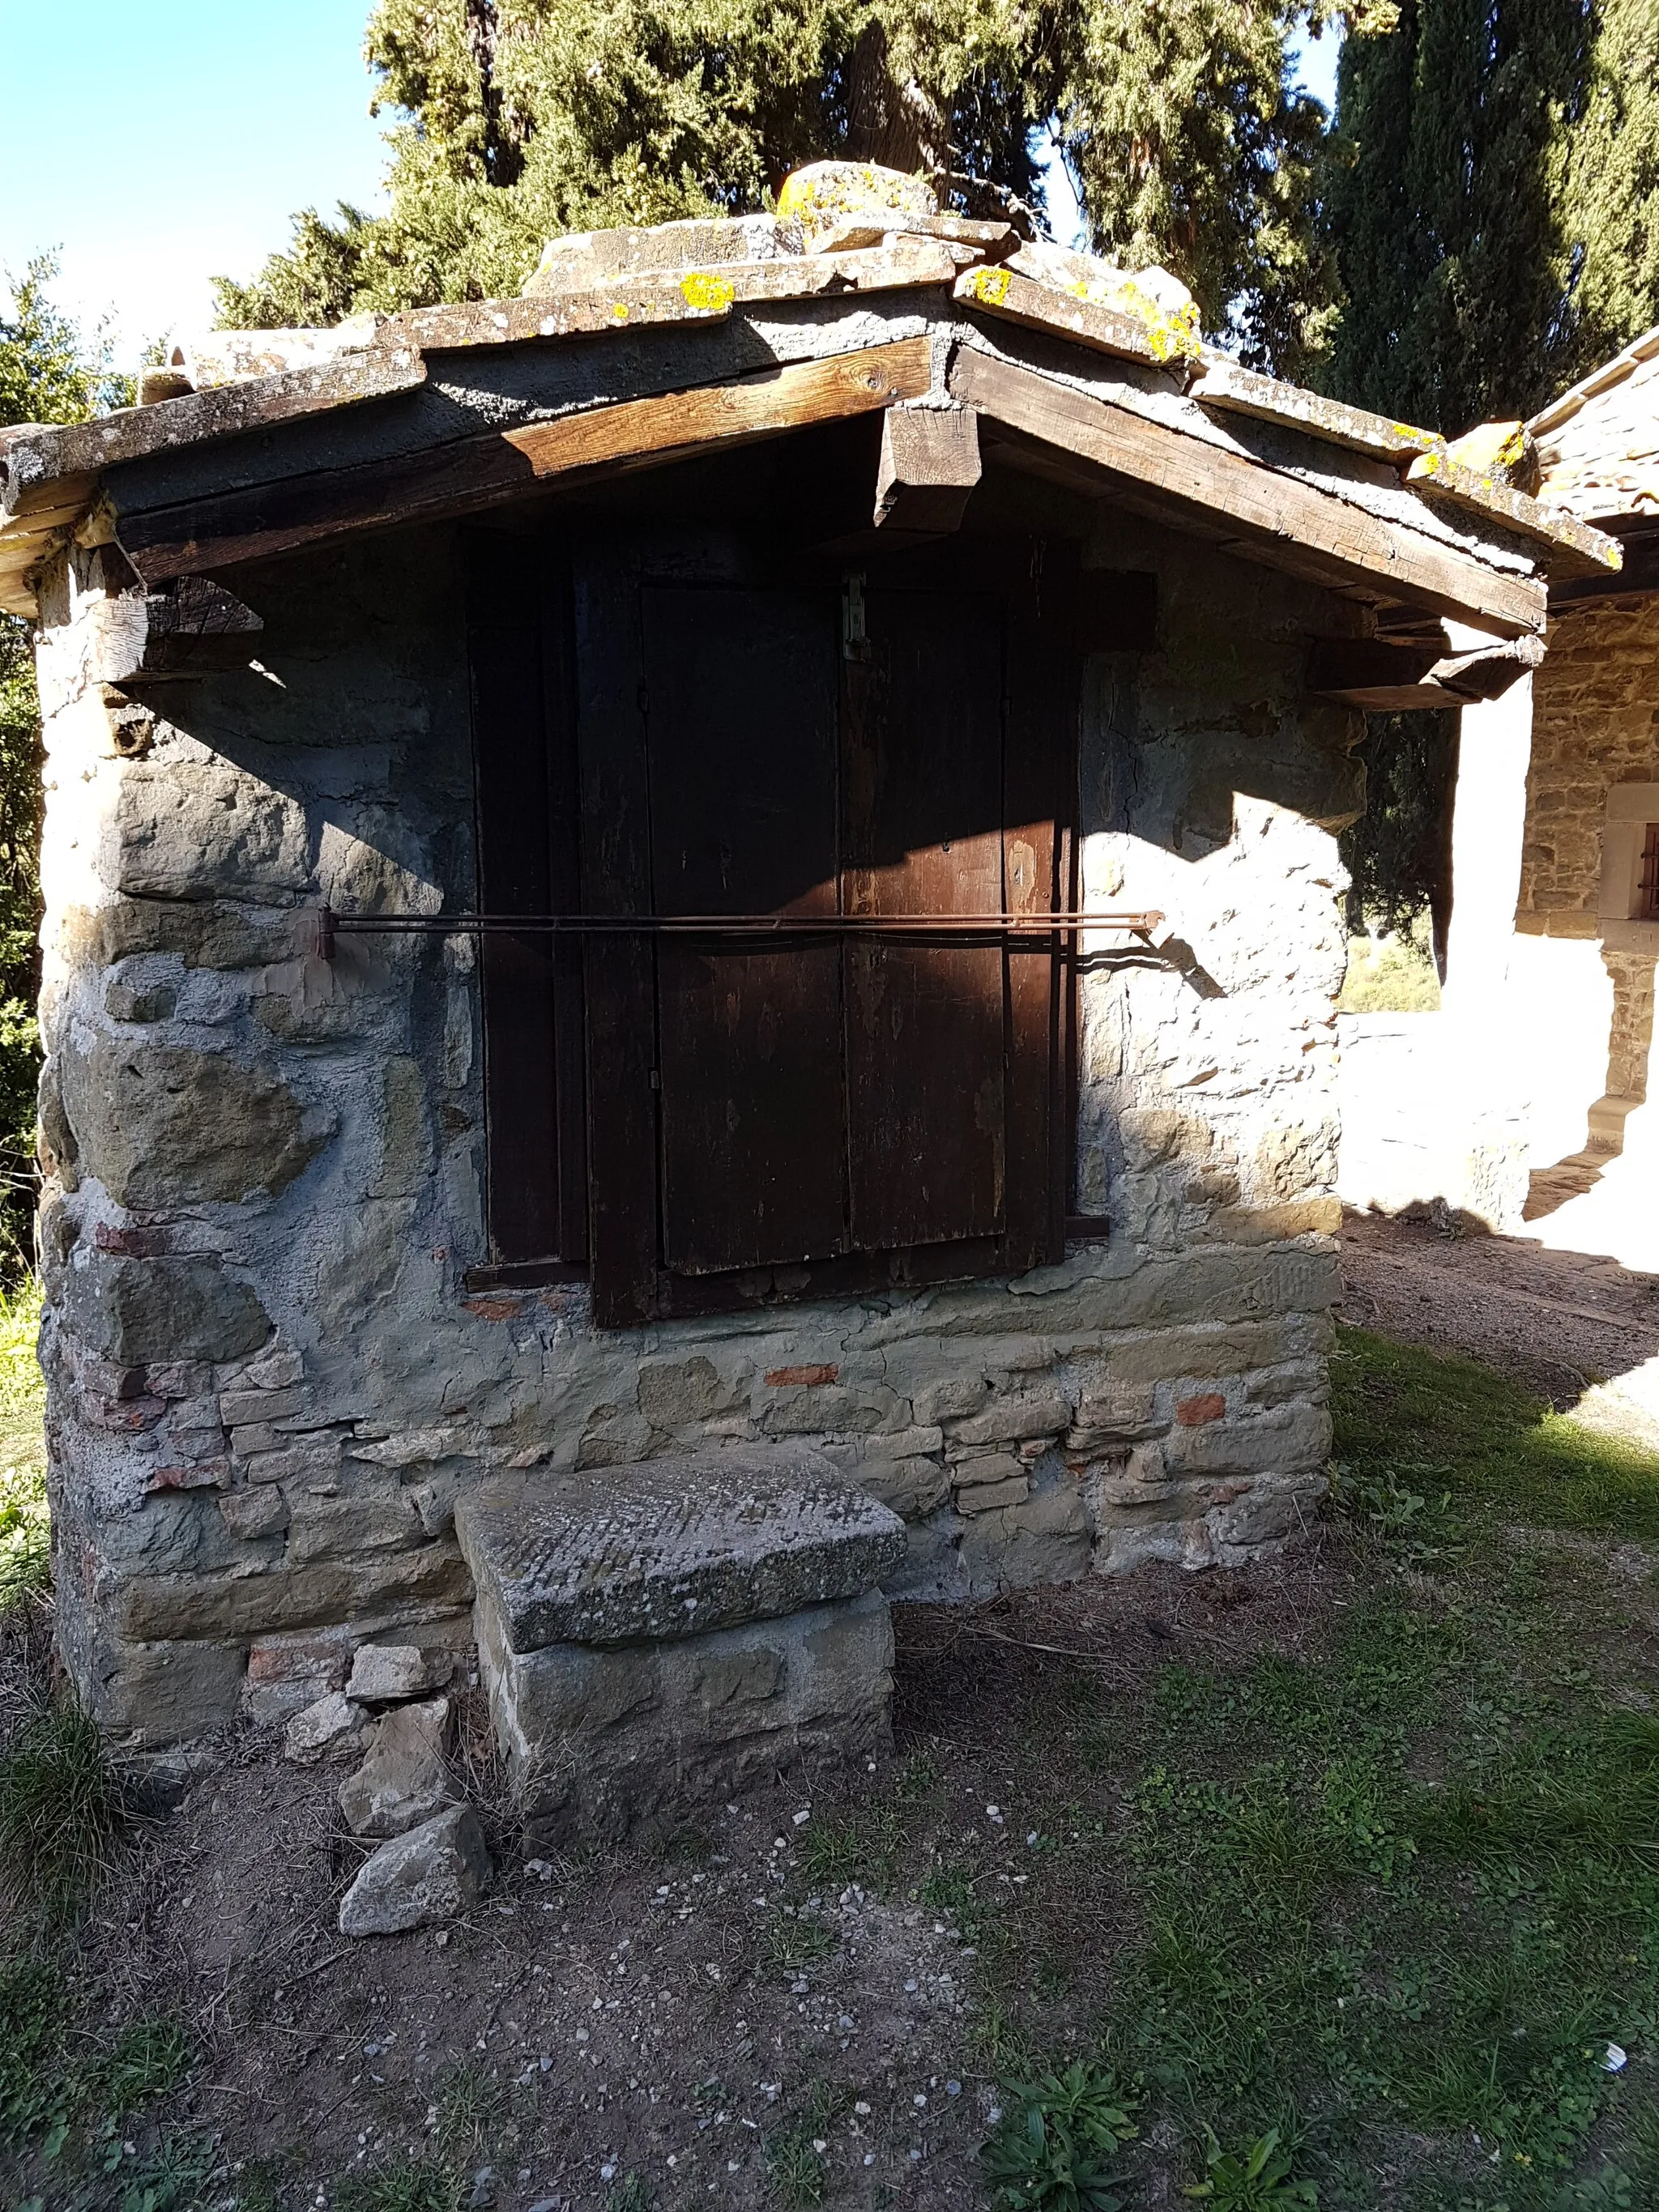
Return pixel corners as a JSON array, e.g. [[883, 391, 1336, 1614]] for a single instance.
[[19, 1559, 1348, 2212], [1338, 1204, 1659, 1433]]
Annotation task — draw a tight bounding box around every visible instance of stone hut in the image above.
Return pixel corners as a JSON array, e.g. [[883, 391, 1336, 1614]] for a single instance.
[[0, 164, 1611, 1778]]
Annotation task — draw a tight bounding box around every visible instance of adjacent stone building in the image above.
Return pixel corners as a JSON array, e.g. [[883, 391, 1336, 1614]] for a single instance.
[[0, 164, 1608, 1767], [1335, 325, 1659, 1259]]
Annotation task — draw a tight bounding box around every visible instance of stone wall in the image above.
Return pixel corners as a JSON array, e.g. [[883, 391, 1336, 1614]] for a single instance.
[[33, 503, 1361, 1761], [1512, 592, 1659, 1145]]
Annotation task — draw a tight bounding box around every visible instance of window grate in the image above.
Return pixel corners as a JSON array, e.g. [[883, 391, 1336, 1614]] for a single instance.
[[1640, 825, 1659, 920]]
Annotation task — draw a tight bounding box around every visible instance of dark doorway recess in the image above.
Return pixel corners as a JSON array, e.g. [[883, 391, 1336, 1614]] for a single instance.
[[468, 518, 1081, 1327]]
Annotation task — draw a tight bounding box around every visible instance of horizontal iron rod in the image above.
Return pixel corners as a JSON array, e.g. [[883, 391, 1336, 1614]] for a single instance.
[[318, 906, 1164, 953]]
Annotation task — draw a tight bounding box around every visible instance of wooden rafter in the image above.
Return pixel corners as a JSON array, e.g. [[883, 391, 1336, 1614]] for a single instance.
[[948, 344, 1550, 637], [115, 341, 933, 583]]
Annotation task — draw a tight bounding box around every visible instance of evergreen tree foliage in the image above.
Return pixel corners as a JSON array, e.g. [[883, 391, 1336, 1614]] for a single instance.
[[1339, 710, 1458, 968], [215, 0, 1390, 376], [1565, 0, 1659, 373], [1322, 0, 1659, 433], [0, 262, 130, 1271]]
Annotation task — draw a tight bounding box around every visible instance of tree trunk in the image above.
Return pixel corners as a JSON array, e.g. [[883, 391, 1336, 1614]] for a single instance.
[[465, 0, 524, 188], [843, 23, 936, 174]]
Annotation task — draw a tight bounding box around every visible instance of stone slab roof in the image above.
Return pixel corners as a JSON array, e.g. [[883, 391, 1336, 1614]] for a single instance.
[[0, 161, 1622, 627], [1529, 324, 1659, 522]]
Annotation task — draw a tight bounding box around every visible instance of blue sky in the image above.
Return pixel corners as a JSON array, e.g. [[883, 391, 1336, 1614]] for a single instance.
[[2, 3, 1341, 369], [1, 0, 386, 365]]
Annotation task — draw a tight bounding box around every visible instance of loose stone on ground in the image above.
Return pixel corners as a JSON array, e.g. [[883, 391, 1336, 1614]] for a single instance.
[[338, 1804, 493, 1937]]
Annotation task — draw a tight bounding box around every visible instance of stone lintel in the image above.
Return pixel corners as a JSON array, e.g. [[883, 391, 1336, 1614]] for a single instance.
[[455, 1446, 906, 1654]]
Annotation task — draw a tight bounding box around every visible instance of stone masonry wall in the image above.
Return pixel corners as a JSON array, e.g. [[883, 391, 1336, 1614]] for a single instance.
[[33, 507, 1361, 1762], [1518, 594, 1659, 1108]]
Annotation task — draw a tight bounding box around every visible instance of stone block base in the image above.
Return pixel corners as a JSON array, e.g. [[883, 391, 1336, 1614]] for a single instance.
[[479, 1586, 894, 1847]]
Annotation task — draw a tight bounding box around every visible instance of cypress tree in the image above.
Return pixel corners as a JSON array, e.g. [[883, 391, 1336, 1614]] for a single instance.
[[1322, 0, 1593, 433], [1563, 0, 1659, 373], [1323, 0, 1658, 433]]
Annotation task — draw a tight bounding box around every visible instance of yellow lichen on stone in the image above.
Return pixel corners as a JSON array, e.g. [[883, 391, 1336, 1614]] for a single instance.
[[1448, 420, 1527, 477], [776, 160, 937, 249], [610, 300, 630, 322], [679, 271, 736, 313], [964, 266, 1013, 308], [1143, 299, 1201, 364]]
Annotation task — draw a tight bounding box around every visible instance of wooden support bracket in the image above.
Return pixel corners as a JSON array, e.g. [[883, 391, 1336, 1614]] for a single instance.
[[872, 406, 982, 532]]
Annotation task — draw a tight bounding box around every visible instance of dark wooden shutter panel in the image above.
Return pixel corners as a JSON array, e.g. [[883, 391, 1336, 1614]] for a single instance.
[[643, 584, 847, 1273], [573, 547, 660, 1326], [1004, 539, 1079, 1269], [842, 586, 1008, 1251], [467, 532, 586, 1266]]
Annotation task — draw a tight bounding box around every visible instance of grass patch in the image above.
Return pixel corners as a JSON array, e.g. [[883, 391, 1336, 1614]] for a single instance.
[[980, 2059, 1137, 2209], [0, 1949, 203, 2205], [763, 1902, 838, 1971], [1090, 1575, 1659, 2203], [1333, 1323, 1659, 1541], [1338, 923, 1441, 1013], [0, 1274, 45, 1621], [335, 2162, 468, 2212], [796, 1807, 902, 1890], [0, 1690, 126, 1924]]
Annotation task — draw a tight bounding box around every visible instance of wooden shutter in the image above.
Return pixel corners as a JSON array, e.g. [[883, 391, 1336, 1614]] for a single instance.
[[642, 583, 848, 1273], [842, 586, 1008, 1250], [466, 531, 586, 1268], [562, 532, 1077, 1325]]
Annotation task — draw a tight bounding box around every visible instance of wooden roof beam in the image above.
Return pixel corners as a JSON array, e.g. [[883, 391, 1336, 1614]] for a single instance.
[[113, 341, 933, 585], [949, 345, 1549, 638]]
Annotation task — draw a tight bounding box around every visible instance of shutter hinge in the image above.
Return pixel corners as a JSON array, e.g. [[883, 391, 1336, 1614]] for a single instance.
[[842, 571, 869, 663], [649, 1068, 661, 1091]]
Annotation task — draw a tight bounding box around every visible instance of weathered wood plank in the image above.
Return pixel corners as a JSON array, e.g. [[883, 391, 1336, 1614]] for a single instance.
[[1404, 445, 1622, 578], [390, 242, 959, 353], [1, 347, 427, 518], [842, 582, 1008, 1254], [1190, 356, 1441, 464], [872, 405, 981, 531], [505, 339, 933, 481], [573, 548, 659, 1327], [1307, 631, 1539, 708], [119, 342, 935, 584], [1003, 539, 1076, 1271], [119, 428, 539, 582], [949, 345, 1550, 637], [643, 582, 848, 1275], [467, 531, 571, 1267]]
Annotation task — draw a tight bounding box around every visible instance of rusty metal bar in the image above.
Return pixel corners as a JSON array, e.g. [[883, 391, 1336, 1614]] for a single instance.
[[316, 905, 1163, 957]]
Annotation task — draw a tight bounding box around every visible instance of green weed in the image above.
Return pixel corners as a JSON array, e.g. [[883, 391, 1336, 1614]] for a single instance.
[[335, 2160, 465, 2212], [0, 1691, 126, 1923], [603, 2176, 655, 2211], [763, 1903, 838, 1971], [980, 2060, 1137, 2210], [0, 1274, 45, 1619], [0, 1953, 75, 2153], [117, 2129, 218, 2212], [98, 2018, 194, 2116], [766, 2116, 827, 2207], [1184, 2126, 1318, 2209], [796, 1809, 901, 1890]]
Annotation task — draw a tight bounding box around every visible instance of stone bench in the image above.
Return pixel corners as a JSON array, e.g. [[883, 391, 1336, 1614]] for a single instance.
[[455, 1445, 907, 1845]]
